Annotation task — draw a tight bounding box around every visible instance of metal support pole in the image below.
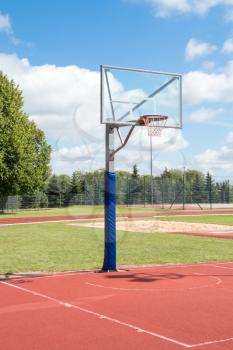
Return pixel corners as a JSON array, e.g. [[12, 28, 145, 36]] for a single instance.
[[150, 136, 153, 206], [101, 123, 137, 271], [102, 125, 117, 271]]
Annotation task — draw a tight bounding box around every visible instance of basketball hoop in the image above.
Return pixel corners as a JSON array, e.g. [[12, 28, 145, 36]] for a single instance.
[[139, 114, 168, 136]]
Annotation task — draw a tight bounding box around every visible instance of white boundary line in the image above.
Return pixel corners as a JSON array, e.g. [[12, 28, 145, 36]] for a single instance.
[[119, 261, 233, 271], [190, 337, 233, 348], [0, 218, 100, 227], [86, 275, 222, 292], [1, 270, 233, 348], [0, 271, 94, 281], [2, 261, 233, 282], [153, 213, 233, 218], [1, 211, 233, 227], [214, 265, 233, 270], [0, 281, 190, 348]]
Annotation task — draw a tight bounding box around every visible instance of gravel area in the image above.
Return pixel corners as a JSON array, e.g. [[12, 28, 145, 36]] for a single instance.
[[71, 220, 233, 234]]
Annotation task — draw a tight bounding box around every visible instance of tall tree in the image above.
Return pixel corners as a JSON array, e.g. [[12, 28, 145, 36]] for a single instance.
[[70, 171, 82, 195], [132, 164, 139, 179], [192, 173, 205, 204], [0, 72, 51, 209], [46, 174, 61, 207], [58, 175, 71, 196]]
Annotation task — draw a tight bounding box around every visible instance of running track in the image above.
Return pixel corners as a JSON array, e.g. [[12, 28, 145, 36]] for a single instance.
[[1, 262, 233, 350], [1, 209, 233, 225], [1, 210, 233, 239]]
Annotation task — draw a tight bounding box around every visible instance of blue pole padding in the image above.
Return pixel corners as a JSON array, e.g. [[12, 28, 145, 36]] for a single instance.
[[102, 171, 117, 271]]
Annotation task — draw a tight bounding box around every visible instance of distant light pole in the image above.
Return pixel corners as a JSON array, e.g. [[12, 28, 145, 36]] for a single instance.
[[182, 166, 185, 210], [150, 135, 153, 206]]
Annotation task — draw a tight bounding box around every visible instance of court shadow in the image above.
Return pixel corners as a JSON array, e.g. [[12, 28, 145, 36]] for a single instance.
[[105, 272, 184, 283]]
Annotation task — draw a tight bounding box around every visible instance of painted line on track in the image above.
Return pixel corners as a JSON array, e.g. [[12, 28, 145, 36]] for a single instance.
[[1, 279, 233, 348], [2, 261, 233, 281], [214, 265, 233, 270], [2, 261, 233, 282], [86, 274, 222, 292], [1, 210, 233, 227], [190, 337, 233, 348], [1, 266, 233, 348], [120, 261, 233, 271], [0, 218, 101, 227], [0, 280, 190, 348]]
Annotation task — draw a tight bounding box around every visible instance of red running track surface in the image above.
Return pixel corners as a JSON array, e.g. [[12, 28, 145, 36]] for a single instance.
[[1, 210, 233, 225], [1, 262, 233, 350], [1, 211, 233, 239]]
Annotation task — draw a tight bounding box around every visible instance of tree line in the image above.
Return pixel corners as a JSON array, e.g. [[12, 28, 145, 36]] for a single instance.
[[9, 166, 231, 209]]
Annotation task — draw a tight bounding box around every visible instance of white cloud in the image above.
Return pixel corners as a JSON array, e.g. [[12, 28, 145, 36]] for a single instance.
[[0, 13, 11, 32], [185, 38, 217, 61], [194, 132, 233, 173], [226, 131, 233, 143], [0, 12, 25, 46], [222, 38, 233, 53], [189, 107, 223, 123], [127, 0, 233, 17], [0, 53, 188, 174], [183, 61, 233, 105], [201, 61, 216, 71], [224, 7, 233, 21]]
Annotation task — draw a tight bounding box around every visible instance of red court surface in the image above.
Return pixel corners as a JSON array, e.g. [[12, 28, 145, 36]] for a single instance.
[[1, 262, 233, 350]]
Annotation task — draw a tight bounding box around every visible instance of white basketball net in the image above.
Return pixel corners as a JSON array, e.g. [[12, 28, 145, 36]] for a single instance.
[[142, 115, 168, 136]]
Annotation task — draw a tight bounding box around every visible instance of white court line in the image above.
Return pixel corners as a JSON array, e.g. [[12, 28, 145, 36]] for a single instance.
[[86, 275, 222, 292], [213, 265, 233, 270], [211, 230, 233, 233], [0, 218, 100, 227], [190, 337, 233, 348], [10, 261, 233, 280], [1, 279, 233, 348], [0, 211, 232, 227], [2, 261, 233, 282], [2, 271, 94, 281], [1, 212, 227, 227], [0, 280, 190, 348], [152, 213, 233, 218], [121, 261, 233, 271]]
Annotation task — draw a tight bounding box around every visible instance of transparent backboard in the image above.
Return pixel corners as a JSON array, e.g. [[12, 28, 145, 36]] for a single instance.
[[100, 65, 182, 128]]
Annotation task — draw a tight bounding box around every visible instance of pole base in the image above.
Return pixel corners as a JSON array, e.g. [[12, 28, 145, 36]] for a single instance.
[[97, 268, 118, 273]]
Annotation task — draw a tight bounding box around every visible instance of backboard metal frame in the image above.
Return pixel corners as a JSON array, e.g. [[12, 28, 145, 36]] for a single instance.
[[100, 64, 182, 128]]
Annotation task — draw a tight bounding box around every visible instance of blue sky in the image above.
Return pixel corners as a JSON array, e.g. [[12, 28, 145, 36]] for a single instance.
[[1, 0, 233, 179], [0, 1, 230, 70]]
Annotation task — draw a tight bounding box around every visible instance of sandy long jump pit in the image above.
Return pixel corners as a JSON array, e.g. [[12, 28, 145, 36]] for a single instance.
[[71, 219, 233, 238]]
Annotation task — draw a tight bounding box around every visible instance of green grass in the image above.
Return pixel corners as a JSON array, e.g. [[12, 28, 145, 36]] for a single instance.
[[156, 215, 233, 226], [0, 222, 232, 274]]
